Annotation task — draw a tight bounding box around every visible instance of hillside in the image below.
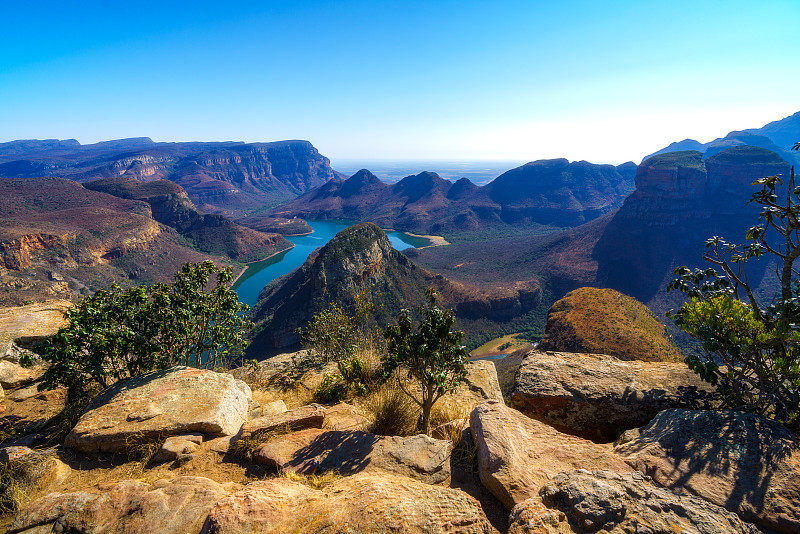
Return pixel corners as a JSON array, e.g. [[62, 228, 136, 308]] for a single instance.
[[0, 138, 341, 216], [247, 222, 541, 356], [538, 287, 683, 362], [269, 159, 636, 234], [0, 176, 239, 306], [84, 177, 292, 263]]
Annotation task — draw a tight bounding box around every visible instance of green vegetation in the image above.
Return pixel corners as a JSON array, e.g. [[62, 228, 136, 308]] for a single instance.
[[26, 261, 251, 405], [298, 291, 380, 401], [668, 152, 800, 428], [382, 289, 469, 435]]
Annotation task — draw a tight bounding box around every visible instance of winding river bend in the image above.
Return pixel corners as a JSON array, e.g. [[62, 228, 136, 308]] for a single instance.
[[232, 220, 430, 308]]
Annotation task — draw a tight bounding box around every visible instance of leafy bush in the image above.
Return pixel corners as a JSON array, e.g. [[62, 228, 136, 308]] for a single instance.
[[668, 155, 800, 428], [299, 291, 379, 400], [29, 261, 251, 404], [382, 288, 468, 435]]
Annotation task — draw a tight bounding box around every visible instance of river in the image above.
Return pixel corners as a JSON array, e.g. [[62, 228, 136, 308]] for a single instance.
[[232, 220, 431, 308]]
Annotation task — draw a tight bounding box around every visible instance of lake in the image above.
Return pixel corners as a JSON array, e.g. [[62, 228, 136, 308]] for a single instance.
[[232, 220, 431, 308]]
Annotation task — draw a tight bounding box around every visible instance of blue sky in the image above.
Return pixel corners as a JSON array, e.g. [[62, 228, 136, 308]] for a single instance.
[[1, 0, 798, 163]]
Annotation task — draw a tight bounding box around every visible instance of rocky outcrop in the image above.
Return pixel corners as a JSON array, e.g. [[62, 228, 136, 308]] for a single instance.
[[614, 409, 800, 534], [240, 404, 326, 439], [65, 366, 251, 453], [248, 222, 539, 354], [8, 476, 238, 534], [538, 287, 682, 362], [594, 147, 791, 303], [469, 400, 629, 510], [0, 300, 70, 349], [510, 351, 715, 441], [253, 429, 452, 484], [203, 471, 494, 533], [508, 470, 761, 534], [0, 233, 74, 271]]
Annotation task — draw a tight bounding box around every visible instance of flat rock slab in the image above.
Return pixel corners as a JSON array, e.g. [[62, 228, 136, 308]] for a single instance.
[[253, 428, 452, 484], [0, 300, 70, 348], [615, 409, 800, 534], [470, 400, 629, 510], [204, 471, 494, 533], [65, 366, 251, 454], [240, 404, 325, 440], [510, 351, 716, 441], [508, 470, 761, 534], [152, 434, 204, 463], [0, 359, 43, 390], [322, 402, 374, 432], [9, 476, 238, 534]]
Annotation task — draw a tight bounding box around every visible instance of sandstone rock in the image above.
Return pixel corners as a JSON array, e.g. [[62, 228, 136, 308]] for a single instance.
[[9, 476, 238, 534], [0, 300, 70, 348], [202, 471, 494, 533], [510, 351, 715, 441], [7, 383, 39, 402], [1, 445, 33, 462], [0, 359, 43, 390], [240, 404, 325, 440], [248, 398, 287, 419], [458, 360, 504, 403], [615, 409, 800, 534], [322, 401, 374, 432], [470, 400, 629, 510], [65, 366, 251, 454], [253, 428, 452, 484], [508, 470, 761, 534], [152, 434, 203, 463]]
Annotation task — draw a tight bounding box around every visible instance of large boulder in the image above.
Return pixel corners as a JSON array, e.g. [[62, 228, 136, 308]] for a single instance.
[[203, 471, 494, 533], [9, 476, 238, 534], [510, 351, 715, 441], [508, 470, 761, 534], [253, 428, 452, 484], [0, 359, 42, 390], [614, 409, 800, 534], [0, 300, 70, 349], [65, 366, 251, 454], [470, 400, 629, 510]]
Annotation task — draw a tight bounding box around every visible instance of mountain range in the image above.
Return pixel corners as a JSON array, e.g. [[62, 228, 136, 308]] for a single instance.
[[269, 160, 636, 234], [0, 138, 341, 215]]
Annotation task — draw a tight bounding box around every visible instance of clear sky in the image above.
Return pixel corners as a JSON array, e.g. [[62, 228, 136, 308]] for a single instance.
[[1, 0, 798, 164]]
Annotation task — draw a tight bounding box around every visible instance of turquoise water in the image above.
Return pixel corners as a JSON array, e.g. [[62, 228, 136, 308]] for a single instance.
[[233, 220, 430, 308]]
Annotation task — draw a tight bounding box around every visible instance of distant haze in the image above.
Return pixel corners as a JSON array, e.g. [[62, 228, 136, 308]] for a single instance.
[[330, 160, 528, 185]]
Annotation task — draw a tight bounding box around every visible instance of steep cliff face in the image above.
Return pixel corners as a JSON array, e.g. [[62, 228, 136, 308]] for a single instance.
[[85, 177, 292, 263], [270, 160, 636, 234], [594, 147, 791, 302], [247, 223, 540, 355], [0, 139, 340, 216]]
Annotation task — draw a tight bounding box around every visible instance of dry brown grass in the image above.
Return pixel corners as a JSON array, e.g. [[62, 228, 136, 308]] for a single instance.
[[361, 381, 419, 437], [0, 449, 59, 515]]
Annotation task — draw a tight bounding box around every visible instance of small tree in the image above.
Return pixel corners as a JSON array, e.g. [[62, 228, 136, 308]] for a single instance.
[[298, 291, 377, 400], [30, 261, 251, 404], [668, 146, 800, 428], [382, 289, 468, 435]]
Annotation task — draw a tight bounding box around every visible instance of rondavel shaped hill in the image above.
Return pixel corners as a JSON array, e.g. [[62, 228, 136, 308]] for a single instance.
[[0, 138, 342, 215], [246, 222, 541, 355], [269, 159, 637, 234]]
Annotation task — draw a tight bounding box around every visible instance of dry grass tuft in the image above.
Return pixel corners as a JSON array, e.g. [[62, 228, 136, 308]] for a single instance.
[[0, 448, 58, 515], [362, 381, 419, 437]]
